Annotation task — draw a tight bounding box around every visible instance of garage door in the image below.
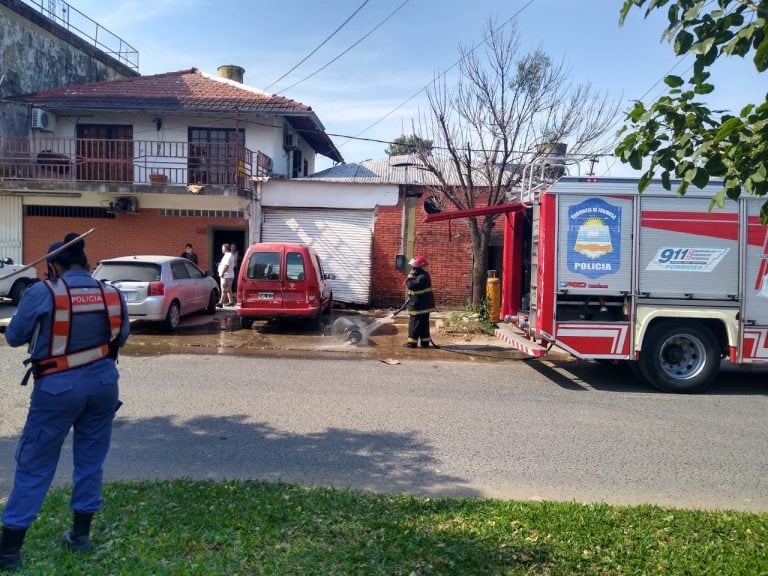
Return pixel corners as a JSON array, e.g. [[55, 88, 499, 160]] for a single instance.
[[262, 208, 373, 304], [0, 196, 23, 264]]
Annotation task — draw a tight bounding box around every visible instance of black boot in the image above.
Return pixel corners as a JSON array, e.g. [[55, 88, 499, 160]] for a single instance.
[[0, 525, 27, 572], [61, 512, 93, 552]]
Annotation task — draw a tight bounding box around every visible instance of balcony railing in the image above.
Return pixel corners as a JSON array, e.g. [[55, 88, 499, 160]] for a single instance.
[[20, 0, 139, 70], [0, 137, 273, 191]]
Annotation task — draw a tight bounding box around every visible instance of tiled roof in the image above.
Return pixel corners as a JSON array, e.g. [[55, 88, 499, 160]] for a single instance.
[[15, 68, 343, 162], [16, 68, 312, 114]]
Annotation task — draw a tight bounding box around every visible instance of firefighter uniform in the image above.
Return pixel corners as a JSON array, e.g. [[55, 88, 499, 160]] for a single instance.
[[405, 264, 435, 348], [2, 268, 130, 529]]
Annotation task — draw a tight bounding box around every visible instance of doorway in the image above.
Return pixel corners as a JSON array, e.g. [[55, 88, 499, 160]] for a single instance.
[[211, 229, 247, 284]]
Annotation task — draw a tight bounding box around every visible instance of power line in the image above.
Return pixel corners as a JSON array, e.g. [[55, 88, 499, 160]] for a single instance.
[[262, 0, 372, 93], [273, 0, 413, 96], [343, 0, 539, 144]]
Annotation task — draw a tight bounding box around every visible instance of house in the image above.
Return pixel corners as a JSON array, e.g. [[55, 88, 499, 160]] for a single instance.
[[0, 65, 355, 285], [1, 0, 139, 265]]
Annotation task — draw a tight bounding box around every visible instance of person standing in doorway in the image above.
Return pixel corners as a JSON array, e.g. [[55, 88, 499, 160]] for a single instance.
[[0, 233, 130, 571], [403, 255, 435, 348], [180, 243, 198, 265], [217, 243, 235, 308]]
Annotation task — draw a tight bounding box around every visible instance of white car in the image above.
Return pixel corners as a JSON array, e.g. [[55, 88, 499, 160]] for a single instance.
[[0, 258, 38, 306], [92, 255, 219, 330]]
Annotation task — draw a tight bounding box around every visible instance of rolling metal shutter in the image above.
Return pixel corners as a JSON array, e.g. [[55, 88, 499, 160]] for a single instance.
[[261, 208, 373, 304], [0, 196, 23, 264]]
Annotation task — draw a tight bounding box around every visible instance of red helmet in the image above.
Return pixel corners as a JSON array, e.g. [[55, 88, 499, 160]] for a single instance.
[[409, 255, 428, 268]]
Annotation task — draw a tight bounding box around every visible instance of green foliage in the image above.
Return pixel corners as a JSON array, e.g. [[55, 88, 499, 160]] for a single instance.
[[442, 305, 496, 335], [385, 133, 434, 156], [13, 480, 768, 575], [617, 0, 768, 222]]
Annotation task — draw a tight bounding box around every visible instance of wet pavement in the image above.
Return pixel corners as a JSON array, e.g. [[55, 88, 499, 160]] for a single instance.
[[0, 300, 533, 363], [122, 307, 533, 363]]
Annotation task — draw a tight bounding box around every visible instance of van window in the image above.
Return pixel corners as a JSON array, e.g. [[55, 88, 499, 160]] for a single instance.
[[246, 251, 281, 280], [286, 252, 306, 281]]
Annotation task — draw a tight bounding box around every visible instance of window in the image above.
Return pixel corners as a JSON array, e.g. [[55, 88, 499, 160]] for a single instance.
[[291, 150, 303, 178], [246, 251, 281, 281], [93, 262, 161, 282], [171, 260, 190, 280], [188, 128, 244, 185], [183, 261, 204, 279], [76, 124, 133, 182], [286, 252, 305, 281]]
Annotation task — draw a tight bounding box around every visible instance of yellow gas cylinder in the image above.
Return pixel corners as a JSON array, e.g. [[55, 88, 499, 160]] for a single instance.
[[486, 270, 501, 323]]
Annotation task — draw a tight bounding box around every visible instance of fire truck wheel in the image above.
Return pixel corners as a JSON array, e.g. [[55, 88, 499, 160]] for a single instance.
[[639, 321, 720, 393]]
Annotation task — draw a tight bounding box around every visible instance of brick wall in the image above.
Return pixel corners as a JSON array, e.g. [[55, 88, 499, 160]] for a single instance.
[[23, 210, 246, 277], [371, 188, 474, 309]]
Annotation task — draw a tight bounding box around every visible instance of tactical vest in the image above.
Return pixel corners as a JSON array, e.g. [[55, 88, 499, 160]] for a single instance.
[[32, 278, 124, 378]]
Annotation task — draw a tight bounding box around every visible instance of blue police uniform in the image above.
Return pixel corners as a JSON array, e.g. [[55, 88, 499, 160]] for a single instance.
[[2, 269, 130, 528]]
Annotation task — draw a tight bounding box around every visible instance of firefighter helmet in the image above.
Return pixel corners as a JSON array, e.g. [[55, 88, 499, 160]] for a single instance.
[[409, 255, 428, 268]]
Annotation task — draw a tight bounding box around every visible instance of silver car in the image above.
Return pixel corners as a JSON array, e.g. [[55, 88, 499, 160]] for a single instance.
[[92, 255, 219, 330]]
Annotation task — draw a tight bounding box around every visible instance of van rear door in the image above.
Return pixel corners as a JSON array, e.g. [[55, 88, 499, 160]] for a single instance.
[[240, 246, 284, 312], [281, 249, 313, 312]]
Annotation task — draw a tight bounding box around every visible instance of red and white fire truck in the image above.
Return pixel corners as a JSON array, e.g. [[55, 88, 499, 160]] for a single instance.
[[438, 175, 768, 393]]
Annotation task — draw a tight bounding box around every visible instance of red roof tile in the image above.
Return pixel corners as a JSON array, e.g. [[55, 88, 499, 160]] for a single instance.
[[18, 68, 313, 114]]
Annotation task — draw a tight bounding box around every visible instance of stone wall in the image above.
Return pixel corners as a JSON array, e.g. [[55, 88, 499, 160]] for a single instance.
[[0, 0, 138, 134]]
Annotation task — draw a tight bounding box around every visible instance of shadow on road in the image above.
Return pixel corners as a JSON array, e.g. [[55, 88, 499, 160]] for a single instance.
[[526, 359, 768, 396], [0, 414, 482, 499]]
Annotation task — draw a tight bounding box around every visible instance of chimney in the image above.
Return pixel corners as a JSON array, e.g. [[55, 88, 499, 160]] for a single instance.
[[217, 65, 245, 83]]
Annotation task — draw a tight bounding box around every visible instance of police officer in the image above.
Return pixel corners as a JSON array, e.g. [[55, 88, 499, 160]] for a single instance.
[[0, 233, 130, 571], [403, 255, 435, 348]]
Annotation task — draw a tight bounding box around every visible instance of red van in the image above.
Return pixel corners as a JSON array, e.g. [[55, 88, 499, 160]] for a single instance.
[[235, 242, 334, 329]]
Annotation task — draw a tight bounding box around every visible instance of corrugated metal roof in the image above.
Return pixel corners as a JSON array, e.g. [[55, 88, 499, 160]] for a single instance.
[[308, 155, 449, 185], [307, 154, 507, 186]]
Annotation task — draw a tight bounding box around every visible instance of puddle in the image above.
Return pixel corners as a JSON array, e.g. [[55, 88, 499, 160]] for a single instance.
[[119, 309, 525, 362]]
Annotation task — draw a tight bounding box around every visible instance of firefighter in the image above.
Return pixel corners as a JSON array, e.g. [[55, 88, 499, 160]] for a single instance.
[[403, 255, 435, 348], [0, 233, 130, 571]]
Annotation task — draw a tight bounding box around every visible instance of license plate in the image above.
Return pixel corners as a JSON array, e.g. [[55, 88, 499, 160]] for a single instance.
[[258, 292, 274, 300], [122, 291, 137, 302]]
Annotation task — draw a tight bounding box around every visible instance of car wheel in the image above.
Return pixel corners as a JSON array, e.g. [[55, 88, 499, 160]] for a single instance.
[[638, 320, 720, 393], [9, 280, 29, 306], [240, 316, 254, 330], [165, 301, 181, 330], [204, 290, 218, 314]]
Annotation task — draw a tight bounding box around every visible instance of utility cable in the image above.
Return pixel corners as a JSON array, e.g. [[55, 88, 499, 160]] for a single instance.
[[273, 0, 413, 96], [344, 0, 539, 144], [263, 0, 372, 92]]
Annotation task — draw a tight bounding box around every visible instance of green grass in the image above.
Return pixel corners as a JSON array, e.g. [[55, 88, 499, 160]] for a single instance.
[[7, 480, 767, 575]]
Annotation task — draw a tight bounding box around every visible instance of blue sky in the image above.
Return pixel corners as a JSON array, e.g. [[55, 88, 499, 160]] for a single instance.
[[63, 0, 764, 175]]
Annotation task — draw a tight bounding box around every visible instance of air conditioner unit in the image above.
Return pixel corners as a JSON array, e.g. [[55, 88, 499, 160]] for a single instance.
[[283, 133, 300, 151], [109, 196, 139, 214], [31, 108, 56, 132]]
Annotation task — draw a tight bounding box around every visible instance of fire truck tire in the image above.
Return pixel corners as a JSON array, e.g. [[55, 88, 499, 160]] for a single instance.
[[627, 360, 650, 386], [639, 321, 720, 393]]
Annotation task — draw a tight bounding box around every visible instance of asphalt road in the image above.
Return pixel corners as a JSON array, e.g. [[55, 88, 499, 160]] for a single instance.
[[1, 343, 766, 513]]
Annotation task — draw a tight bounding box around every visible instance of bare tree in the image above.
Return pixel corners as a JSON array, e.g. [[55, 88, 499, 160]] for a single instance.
[[413, 19, 620, 310]]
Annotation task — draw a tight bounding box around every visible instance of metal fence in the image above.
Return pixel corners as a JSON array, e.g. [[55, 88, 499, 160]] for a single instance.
[[20, 0, 139, 70]]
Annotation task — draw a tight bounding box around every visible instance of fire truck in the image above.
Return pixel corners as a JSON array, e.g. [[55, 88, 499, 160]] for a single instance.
[[438, 175, 768, 393]]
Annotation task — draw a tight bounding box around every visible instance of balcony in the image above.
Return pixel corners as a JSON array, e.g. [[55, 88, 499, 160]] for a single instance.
[[0, 136, 273, 192]]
